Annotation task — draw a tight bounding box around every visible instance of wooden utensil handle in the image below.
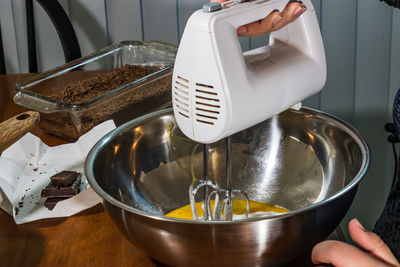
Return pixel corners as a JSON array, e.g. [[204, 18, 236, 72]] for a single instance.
[[0, 111, 40, 152]]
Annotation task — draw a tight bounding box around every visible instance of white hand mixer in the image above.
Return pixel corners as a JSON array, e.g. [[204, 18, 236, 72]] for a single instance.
[[171, 0, 326, 221]]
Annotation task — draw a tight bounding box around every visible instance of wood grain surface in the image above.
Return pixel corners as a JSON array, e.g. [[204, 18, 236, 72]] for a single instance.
[[0, 74, 159, 267], [0, 111, 40, 151]]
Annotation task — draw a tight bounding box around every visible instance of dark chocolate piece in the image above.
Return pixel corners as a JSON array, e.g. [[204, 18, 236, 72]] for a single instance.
[[41, 176, 81, 198], [50, 171, 81, 187], [44, 197, 69, 210]]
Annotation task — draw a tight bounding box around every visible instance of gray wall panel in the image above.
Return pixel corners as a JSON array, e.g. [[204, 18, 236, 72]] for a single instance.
[[320, 0, 357, 123], [250, 35, 269, 50], [0, 0, 20, 73], [34, 0, 68, 71], [106, 0, 142, 43], [68, 0, 108, 56], [141, 0, 179, 45], [11, 0, 29, 73], [349, 0, 393, 231]]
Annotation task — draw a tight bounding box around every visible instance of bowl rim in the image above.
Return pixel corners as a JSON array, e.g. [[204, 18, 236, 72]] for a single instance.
[[85, 107, 370, 225]]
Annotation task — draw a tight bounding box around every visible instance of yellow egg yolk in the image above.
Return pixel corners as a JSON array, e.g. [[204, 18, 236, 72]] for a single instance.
[[165, 199, 288, 220]]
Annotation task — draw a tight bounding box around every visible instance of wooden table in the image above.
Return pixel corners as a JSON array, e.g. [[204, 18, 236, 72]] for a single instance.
[[0, 74, 344, 267], [0, 74, 158, 266]]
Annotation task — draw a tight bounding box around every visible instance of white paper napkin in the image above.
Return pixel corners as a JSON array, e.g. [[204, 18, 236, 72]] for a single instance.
[[0, 120, 116, 224]]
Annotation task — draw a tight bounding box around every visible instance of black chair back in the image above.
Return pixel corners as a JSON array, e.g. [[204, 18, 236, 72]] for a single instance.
[[0, 23, 6, 74], [0, 0, 81, 74], [26, 0, 81, 73]]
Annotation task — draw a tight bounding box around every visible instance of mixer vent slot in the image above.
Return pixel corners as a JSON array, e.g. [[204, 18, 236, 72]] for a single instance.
[[194, 82, 220, 126], [174, 76, 191, 119], [196, 107, 219, 114], [196, 83, 214, 89], [178, 111, 189, 119], [196, 119, 214, 125]]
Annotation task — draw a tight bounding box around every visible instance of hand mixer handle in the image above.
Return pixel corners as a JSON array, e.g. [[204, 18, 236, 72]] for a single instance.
[[220, 0, 302, 27], [216, 0, 323, 60]]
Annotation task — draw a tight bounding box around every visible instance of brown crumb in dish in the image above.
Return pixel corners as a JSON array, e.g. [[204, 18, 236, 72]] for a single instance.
[[48, 65, 160, 104], [40, 64, 171, 140]]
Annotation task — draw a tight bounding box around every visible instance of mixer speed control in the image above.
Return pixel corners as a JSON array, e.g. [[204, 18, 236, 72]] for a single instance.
[[202, 2, 222, 12]]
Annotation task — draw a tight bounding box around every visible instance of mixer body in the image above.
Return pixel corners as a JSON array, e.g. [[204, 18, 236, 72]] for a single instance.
[[172, 0, 326, 143]]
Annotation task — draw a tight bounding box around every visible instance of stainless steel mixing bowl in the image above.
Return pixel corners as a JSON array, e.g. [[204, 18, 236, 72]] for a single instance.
[[85, 107, 369, 267]]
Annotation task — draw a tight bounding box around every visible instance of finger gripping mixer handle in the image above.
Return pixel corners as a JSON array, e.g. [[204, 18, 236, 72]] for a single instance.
[[222, 0, 292, 28], [220, 0, 319, 52], [172, 0, 326, 143]]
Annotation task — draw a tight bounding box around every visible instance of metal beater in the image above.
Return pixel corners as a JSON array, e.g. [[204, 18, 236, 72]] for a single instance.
[[189, 136, 250, 221]]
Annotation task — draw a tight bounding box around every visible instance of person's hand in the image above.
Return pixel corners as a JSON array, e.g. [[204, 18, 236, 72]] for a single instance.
[[210, 0, 306, 37], [312, 219, 400, 267]]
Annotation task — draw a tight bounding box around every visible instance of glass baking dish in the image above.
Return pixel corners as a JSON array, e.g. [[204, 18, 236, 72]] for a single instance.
[[14, 40, 176, 140]]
